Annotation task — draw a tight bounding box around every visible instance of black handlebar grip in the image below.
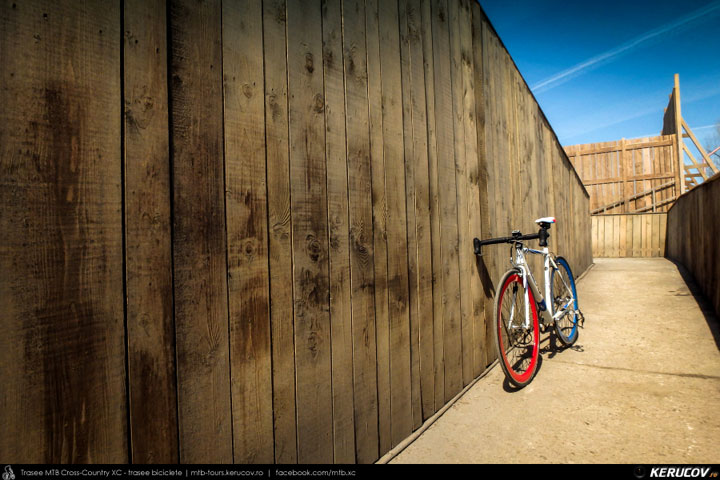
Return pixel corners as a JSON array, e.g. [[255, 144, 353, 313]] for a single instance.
[[473, 237, 482, 255]]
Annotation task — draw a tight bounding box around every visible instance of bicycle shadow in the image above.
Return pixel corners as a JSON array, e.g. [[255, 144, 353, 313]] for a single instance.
[[502, 329, 585, 393]]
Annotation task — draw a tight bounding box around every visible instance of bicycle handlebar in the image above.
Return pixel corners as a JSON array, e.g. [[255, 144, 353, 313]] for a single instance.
[[473, 231, 541, 255]]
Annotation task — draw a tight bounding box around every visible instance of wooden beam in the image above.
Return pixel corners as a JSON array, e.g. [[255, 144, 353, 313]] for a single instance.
[[682, 143, 709, 180], [590, 180, 675, 214], [673, 74, 685, 194], [566, 137, 673, 156], [682, 118, 720, 174], [631, 195, 677, 213], [583, 172, 675, 186]]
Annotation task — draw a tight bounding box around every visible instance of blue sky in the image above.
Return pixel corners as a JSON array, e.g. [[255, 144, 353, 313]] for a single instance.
[[480, 0, 720, 152]]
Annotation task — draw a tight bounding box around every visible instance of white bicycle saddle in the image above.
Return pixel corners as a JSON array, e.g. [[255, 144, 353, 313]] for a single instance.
[[535, 217, 556, 225]]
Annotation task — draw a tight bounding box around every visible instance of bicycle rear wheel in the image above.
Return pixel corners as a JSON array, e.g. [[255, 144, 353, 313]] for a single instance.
[[494, 269, 540, 388], [552, 256, 579, 346]]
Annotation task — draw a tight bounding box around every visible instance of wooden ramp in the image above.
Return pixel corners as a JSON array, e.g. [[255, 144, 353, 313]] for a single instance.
[[392, 258, 720, 464]]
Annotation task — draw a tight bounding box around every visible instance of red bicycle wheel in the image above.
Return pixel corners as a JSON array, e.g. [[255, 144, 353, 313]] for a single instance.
[[494, 270, 540, 387]]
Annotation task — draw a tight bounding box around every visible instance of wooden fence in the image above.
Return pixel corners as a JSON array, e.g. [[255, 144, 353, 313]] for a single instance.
[[565, 75, 718, 216], [666, 173, 720, 318], [0, 0, 592, 464], [565, 136, 679, 214], [592, 214, 666, 258]]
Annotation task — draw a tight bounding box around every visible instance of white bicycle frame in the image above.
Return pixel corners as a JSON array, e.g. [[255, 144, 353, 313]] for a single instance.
[[509, 243, 575, 329]]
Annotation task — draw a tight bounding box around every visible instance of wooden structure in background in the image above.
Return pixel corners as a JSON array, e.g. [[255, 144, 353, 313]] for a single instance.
[[566, 74, 718, 214], [566, 136, 678, 214], [0, 0, 592, 464], [667, 172, 720, 318], [662, 74, 719, 191], [592, 214, 666, 258]]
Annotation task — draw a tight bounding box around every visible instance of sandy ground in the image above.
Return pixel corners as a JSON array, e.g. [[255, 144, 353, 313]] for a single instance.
[[391, 258, 720, 464]]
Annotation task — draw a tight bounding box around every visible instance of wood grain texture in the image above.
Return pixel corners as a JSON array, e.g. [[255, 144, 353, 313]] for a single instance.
[[468, 2, 494, 368], [448, 0, 472, 387], [341, 0, 379, 463], [0, 0, 595, 463], [168, 0, 233, 463], [565, 135, 678, 214], [420, 0, 445, 414], [591, 214, 666, 258], [365, 0, 392, 456], [222, 0, 274, 463], [0, 0, 126, 463], [321, 0, 355, 463], [262, 0, 298, 464], [286, 0, 333, 463], [123, 0, 177, 463], [430, 0, 463, 403], [399, 0, 435, 424], [470, 2, 493, 370], [378, 0, 413, 448], [398, 0, 421, 430]]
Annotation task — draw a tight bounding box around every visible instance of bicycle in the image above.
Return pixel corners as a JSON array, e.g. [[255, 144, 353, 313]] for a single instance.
[[473, 217, 583, 388]]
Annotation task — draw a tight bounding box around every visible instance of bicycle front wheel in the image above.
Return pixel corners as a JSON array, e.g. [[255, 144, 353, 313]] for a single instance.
[[552, 256, 579, 346], [494, 269, 540, 388]]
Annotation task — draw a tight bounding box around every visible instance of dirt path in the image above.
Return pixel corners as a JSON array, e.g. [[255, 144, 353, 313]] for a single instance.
[[391, 258, 720, 463]]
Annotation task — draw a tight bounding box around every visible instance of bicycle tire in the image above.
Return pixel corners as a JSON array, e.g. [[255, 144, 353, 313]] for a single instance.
[[552, 256, 579, 346], [494, 269, 540, 388]]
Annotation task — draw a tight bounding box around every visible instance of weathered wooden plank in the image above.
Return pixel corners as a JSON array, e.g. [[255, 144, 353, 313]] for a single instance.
[[123, 0, 177, 463], [420, 0, 445, 412], [596, 215, 605, 257], [448, 0, 473, 387], [320, 0, 355, 463], [659, 212, 667, 256], [341, 0, 380, 463], [651, 214, 660, 257], [459, 0, 484, 378], [399, 0, 434, 428], [408, 0, 436, 421], [632, 215, 641, 257], [169, 0, 232, 463], [640, 214, 648, 257], [378, 0, 413, 448], [286, 0, 333, 463], [618, 215, 627, 258], [472, 4, 494, 370], [431, 0, 463, 403], [222, 0, 273, 463], [365, 0, 392, 455], [591, 217, 597, 257], [398, 0, 420, 431], [0, 0, 125, 463], [602, 216, 610, 258], [262, 0, 298, 464], [481, 15, 501, 366]]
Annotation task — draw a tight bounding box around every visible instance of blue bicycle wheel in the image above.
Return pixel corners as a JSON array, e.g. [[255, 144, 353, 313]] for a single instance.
[[551, 256, 578, 346]]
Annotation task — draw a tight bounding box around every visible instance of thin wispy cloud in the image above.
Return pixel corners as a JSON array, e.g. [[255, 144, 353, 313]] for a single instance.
[[531, 1, 720, 93], [688, 124, 719, 132], [561, 84, 720, 142]]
